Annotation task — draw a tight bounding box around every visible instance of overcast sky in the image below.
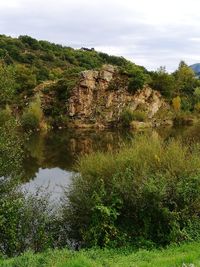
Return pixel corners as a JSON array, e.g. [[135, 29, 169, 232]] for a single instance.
[[1, 0, 200, 71]]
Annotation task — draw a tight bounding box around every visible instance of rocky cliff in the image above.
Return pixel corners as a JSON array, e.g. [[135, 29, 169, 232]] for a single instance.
[[68, 65, 167, 128]]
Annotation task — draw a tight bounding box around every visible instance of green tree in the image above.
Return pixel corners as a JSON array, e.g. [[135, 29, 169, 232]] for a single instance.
[[0, 63, 17, 105], [173, 61, 199, 95], [150, 66, 175, 98]]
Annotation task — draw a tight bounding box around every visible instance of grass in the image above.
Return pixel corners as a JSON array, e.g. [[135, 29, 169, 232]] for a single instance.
[[1, 242, 200, 267]]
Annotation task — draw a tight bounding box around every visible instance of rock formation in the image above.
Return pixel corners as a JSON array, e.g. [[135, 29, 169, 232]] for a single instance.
[[68, 65, 167, 128]]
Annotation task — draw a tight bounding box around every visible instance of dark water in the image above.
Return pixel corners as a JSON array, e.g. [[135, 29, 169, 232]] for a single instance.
[[22, 125, 200, 198], [22, 129, 133, 197]]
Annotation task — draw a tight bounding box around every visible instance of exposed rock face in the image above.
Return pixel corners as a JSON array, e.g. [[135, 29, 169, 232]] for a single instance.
[[68, 64, 167, 127]]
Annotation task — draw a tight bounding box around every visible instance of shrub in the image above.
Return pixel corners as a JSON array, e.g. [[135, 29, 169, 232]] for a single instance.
[[0, 105, 12, 126], [62, 135, 200, 248], [21, 94, 43, 131], [127, 71, 146, 93], [0, 120, 63, 257], [120, 109, 146, 127], [21, 112, 40, 130], [172, 96, 181, 112]]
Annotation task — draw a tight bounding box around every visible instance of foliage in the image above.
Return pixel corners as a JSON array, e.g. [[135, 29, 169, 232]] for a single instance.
[[173, 61, 200, 95], [0, 189, 62, 257], [193, 87, 200, 101], [119, 64, 148, 93], [0, 105, 12, 126], [181, 97, 193, 112], [62, 135, 200, 248], [172, 96, 181, 112], [21, 94, 43, 131], [120, 109, 147, 127], [0, 118, 65, 258], [149, 66, 175, 98], [0, 63, 17, 105], [194, 102, 200, 112], [15, 64, 37, 95], [0, 117, 23, 179]]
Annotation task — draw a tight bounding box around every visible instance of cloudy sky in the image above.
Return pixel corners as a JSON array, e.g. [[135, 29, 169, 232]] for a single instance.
[[1, 0, 200, 71]]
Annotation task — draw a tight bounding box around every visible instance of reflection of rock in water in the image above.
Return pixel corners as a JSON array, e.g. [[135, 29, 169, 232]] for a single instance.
[[23, 127, 192, 183], [69, 133, 118, 156], [23, 129, 130, 182]]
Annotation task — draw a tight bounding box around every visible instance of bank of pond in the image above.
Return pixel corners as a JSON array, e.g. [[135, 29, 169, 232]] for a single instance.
[[2, 123, 200, 264]]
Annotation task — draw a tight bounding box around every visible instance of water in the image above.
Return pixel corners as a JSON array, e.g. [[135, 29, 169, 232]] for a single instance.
[[22, 129, 135, 198], [22, 125, 200, 198]]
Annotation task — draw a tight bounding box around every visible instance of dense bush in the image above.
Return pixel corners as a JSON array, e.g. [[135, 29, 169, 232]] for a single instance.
[[62, 135, 200, 248], [21, 94, 43, 131], [0, 120, 63, 257], [120, 109, 146, 127], [149, 67, 175, 98], [0, 63, 17, 105], [0, 105, 12, 126], [21, 112, 40, 131]]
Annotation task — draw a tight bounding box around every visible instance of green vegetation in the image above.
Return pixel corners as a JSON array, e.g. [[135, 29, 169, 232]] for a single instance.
[[63, 136, 200, 248], [2, 242, 200, 267], [21, 94, 43, 131], [2, 34, 200, 266], [0, 34, 136, 89], [0, 118, 62, 257], [149, 66, 175, 98], [0, 34, 150, 127], [1, 35, 200, 128], [0, 63, 17, 105], [120, 109, 147, 127]]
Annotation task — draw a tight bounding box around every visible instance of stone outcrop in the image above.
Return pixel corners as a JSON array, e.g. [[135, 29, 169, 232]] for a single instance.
[[68, 64, 168, 128]]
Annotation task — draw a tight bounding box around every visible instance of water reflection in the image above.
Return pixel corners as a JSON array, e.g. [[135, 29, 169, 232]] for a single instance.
[[23, 129, 134, 181], [22, 167, 73, 200], [22, 124, 200, 195]]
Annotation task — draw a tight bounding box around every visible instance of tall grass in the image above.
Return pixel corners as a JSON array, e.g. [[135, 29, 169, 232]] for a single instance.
[[63, 135, 200, 247]]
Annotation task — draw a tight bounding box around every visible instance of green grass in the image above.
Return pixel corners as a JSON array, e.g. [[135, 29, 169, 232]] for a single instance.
[[1, 242, 200, 267]]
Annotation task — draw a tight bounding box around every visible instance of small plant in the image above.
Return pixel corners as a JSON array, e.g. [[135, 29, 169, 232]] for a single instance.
[[120, 109, 146, 127], [172, 96, 181, 112]]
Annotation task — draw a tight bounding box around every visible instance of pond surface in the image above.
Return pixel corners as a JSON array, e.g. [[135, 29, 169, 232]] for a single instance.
[[22, 124, 200, 199]]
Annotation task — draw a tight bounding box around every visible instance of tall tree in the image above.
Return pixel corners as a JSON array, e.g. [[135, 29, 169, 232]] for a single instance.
[[173, 61, 199, 95]]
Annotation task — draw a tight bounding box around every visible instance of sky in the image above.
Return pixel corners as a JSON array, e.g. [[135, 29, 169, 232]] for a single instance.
[[1, 0, 200, 71]]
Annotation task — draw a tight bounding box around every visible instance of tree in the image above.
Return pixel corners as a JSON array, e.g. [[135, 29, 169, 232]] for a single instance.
[[0, 63, 17, 105], [150, 66, 175, 98], [121, 63, 149, 93], [173, 61, 199, 95]]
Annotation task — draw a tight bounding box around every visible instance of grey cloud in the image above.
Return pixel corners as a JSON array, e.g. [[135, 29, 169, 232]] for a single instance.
[[1, 0, 200, 71]]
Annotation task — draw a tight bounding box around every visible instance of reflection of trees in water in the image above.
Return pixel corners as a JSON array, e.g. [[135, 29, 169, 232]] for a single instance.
[[23, 129, 133, 182], [23, 126, 200, 183]]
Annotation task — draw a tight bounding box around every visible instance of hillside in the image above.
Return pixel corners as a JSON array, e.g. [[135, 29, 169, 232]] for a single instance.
[[0, 34, 146, 85], [1, 35, 200, 130]]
